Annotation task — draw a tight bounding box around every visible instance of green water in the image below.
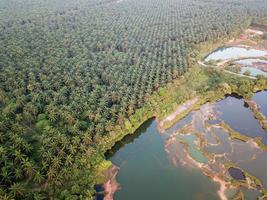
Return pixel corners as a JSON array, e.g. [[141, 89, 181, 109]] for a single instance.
[[107, 93, 267, 200], [178, 134, 208, 163], [108, 119, 220, 200]]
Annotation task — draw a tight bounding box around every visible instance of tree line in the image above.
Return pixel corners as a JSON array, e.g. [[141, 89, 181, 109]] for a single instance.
[[0, 0, 267, 199]]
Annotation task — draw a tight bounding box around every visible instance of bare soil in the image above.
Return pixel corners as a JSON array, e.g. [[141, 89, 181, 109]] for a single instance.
[[159, 97, 199, 128], [103, 165, 120, 200]]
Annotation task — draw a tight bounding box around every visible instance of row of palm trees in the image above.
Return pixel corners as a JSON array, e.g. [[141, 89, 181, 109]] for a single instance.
[[1, 0, 267, 198]]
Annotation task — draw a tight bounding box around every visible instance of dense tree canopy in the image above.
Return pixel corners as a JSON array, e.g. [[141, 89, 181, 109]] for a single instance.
[[1, 0, 267, 199]]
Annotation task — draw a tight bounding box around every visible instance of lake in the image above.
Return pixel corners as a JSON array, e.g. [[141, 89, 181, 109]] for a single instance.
[[107, 92, 267, 200], [107, 119, 220, 200]]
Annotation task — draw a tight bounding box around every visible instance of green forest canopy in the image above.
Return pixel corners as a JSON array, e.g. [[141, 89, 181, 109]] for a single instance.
[[0, 0, 267, 199]]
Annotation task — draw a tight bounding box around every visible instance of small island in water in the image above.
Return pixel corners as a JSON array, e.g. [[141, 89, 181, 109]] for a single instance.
[[99, 25, 267, 200], [1, 1, 267, 200]]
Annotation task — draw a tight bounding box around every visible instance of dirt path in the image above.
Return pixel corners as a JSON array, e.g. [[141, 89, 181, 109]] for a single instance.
[[223, 69, 257, 79], [198, 61, 256, 80], [103, 165, 120, 200], [198, 26, 267, 80], [159, 97, 199, 128]]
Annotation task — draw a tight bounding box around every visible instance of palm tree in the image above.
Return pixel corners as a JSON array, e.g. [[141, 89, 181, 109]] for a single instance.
[[13, 150, 25, 162], [0, 193, 15, 200], [65, 155, 73, 166], [9, 182, 25, 197], [51, 157, 62, 170], [34, 171, 45, 184], [1, 166, 12, 183], [14, 168, 23, 180], [47, 167, 56, 181], [31, 192, 46, 200], [21, 158, 36, 178]]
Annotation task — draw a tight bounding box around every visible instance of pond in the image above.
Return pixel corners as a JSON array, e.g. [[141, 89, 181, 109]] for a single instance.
[[240, 66, 267, 77], [235, 59, 267, 77], [228, 167, 246, 180], [106, 92, 267, 200], [205, 47, 267, 62]]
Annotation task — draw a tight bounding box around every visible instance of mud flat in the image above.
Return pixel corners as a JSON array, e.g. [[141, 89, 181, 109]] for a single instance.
[[108, 119, 220, 200], [201, 26, 267, 80], [163, 93, 267, 199], [159, 97, 199, 130], [105, 91, 267, 200], [236, 59, 267, 72], [214, 96, 267, 145]]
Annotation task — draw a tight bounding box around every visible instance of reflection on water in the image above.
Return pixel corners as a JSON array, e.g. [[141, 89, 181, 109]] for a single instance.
[[253, 91, 267, 117], [230, 141, 267, 189], [215, 96, 267, 145], [235, 58, 267, 66], [205, 47, 267, 61], [105, 118, 153, 159], [228, 167, 246, 180], [241, 188, 261, 200], [240, 66, 267, 77], [108, 92, 267, 200], [177, 134, 208, 163], [108, 120, 220, 200], [204, 127, 232, 154]]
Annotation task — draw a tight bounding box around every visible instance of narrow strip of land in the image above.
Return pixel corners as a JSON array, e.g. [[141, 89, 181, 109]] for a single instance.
[[159, 97, 199, 128], [198, 61, 257, 79]]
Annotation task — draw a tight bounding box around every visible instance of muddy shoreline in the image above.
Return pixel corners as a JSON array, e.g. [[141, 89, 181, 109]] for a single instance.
[[99, 25, 267, 200]]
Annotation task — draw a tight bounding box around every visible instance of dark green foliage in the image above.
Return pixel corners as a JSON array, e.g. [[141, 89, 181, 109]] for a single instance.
[[0, 0, 267, 198]]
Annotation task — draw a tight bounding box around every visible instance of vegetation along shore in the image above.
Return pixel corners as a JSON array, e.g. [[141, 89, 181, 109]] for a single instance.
[[1, 0, 267, 199]]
